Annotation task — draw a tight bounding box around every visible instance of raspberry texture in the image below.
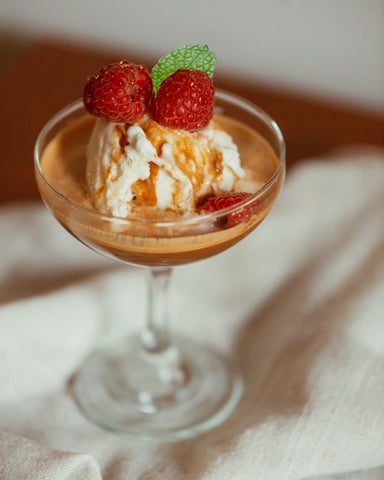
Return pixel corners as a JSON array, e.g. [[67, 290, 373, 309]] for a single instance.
[[201, 192, 260, 227], [83, 61, 154, 123], [153, 69, 215, 131]]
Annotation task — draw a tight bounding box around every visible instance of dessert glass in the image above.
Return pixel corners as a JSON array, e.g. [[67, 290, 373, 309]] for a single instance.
[[34, 90, 285, 440]]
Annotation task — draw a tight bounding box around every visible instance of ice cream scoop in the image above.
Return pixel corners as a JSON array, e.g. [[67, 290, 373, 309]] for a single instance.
[[86, 115, 245, 218]]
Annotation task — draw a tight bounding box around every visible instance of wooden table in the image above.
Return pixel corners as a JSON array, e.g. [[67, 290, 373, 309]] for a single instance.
[[0, 41, 383, 204]]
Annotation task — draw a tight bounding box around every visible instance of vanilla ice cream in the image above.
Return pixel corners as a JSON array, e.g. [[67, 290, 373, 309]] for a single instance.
[[86, 115, 245, 218]]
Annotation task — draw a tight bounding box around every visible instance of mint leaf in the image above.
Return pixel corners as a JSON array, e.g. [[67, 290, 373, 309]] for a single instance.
[[151, 44, 216, 95]]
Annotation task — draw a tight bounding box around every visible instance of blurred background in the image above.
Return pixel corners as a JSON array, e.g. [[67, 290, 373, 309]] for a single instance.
[[0, 0, 383, 203], [1, 0, 383, 112]]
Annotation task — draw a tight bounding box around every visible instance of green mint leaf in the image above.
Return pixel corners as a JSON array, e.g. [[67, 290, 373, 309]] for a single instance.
[[151, 44, 216, 95]]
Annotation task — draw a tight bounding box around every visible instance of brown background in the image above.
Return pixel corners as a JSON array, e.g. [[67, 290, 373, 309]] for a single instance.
[[0, 41, 383, 204]]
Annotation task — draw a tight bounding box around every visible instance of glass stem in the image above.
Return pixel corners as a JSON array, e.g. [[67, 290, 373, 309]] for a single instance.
[[141, 267, 173, 354]]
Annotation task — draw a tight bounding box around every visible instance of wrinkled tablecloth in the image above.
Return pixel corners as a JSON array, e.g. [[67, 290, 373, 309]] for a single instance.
[[0, 149, 383, 480]]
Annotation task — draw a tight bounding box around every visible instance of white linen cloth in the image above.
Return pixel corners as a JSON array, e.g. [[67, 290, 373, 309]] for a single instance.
[[0, 149, 383, 480]]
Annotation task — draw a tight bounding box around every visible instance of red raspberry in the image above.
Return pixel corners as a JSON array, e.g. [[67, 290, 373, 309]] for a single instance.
[[83, 61, 154, 123], [201, 192, 260, 227], [153, 69, 215, 131]]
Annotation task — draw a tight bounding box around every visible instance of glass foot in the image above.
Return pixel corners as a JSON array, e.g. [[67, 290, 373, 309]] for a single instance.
[[72, 336, 243, 440]]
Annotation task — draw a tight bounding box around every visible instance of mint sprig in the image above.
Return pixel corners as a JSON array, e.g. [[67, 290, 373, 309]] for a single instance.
[[151, 44, 216, 95]]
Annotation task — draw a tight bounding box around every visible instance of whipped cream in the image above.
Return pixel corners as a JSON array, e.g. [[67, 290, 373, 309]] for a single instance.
[[86, 116, 245, 217]]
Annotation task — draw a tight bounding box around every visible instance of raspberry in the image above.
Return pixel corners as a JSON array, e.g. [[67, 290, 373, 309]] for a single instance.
[[200, 192, 260, 227], [153, 69, 215, 131], [83, 61, 154, 123]]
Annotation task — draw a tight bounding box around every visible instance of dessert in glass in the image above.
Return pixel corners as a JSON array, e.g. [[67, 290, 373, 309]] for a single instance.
[[34, 45, 285, 440]]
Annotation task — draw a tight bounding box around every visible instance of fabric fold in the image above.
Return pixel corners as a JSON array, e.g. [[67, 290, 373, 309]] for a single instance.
[[0, 431, 101, 480]]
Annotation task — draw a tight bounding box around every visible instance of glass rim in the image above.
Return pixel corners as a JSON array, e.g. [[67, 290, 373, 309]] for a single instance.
[[34, 89, 286, 228]]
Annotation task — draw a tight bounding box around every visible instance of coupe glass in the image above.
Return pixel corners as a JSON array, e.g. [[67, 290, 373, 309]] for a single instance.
[[34, 90, 285, 440]]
